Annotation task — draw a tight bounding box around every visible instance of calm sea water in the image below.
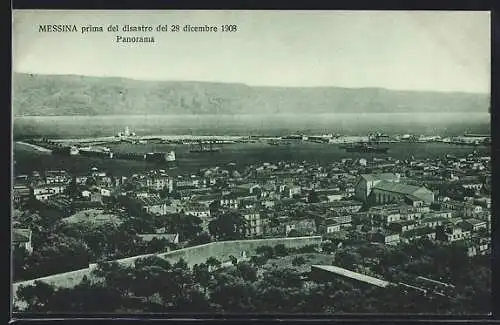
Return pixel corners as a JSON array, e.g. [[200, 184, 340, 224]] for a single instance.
[[13, 113, 490, 175], [13, 113, 490, 139], [14, 141, 490, 177]]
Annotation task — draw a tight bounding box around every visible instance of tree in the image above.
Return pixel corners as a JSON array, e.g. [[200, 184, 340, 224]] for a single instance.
[[287, 229, 299, 237], [140, 237, 173, 254], [249, 254, 267, 267], [235, 261, 257, 282], [189, 231, 212, 246], [159, 186, 170, 199], [209, 200, 221, 215], [292, 256, 306, 267], [85, 177, 97, 187], [296, 244, 318, 254], [229, 255, 238, 266], [157, 258, 194, 305], [165, 213, 203, 242], [255, 268, 305, 313], [16, 212, 42, 232], [255, 245, 275, 259], [171, 286, 212, 312], [129, 256, 172, 303], [334, 250, 362, 268], [206, 257, 221, 272], [192, 263, 211, 294], [48, 280, 124, 313], [13, 246, 30, 281], [91, 262, 133, 296], [180, 214, 203, 241], [274, 244, 289, 257], [308, 190, 320, 203], [209, 271, 258, 313], [208, 211, 248, 240], [321, 241, 338, 254], [24, 234, 91, 279], [65, 176, 80, 199], [17, 281, 56, 312]]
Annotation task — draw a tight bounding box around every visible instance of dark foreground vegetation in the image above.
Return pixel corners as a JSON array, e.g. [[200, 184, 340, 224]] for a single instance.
[[15, 240, 490, 315]]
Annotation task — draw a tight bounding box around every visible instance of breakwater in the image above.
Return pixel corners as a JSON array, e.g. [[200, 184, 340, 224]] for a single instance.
[[15, 142, 53, 153]]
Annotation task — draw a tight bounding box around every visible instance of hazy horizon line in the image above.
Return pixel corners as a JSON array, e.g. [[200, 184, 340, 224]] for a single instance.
[[12, 71, 491, 95], [13, 112, 491, 118]]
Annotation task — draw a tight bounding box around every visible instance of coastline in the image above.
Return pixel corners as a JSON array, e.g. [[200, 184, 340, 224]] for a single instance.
[[15, 141, 53, 153]]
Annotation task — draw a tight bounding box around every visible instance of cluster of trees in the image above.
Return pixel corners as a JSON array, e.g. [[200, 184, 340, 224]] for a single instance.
[[15, 238, 490, 315], [15, 247, 317, 314], [439, 183, 479, 201], [13, 220, 181, 282], [331, 239, 491, 314], [208, 211, 248, 241], [13, 207, 192, 281], [17, 195, 309, 282], [15, 190, 259, 282]]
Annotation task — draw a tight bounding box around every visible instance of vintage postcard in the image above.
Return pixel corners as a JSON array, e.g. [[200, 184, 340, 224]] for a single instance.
[[12, 10, 491, 315]]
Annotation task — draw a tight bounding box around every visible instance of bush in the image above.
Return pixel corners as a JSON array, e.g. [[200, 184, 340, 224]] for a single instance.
[[256, 245, 275, 259], [274, 244, 289, 257], [296, 244, 318, 254], [292, 256, 306, 266]]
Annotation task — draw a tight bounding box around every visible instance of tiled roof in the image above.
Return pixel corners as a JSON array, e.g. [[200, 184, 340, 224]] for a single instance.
[[136, 195, 165, 206], [360, 173, 399, 182], [45, 196, 72, 209], [184, 203, 209, 212], [236, 183, 260, 190], [464, 218, 487, 226], [392, 219, 417, 226], [191, 194, 221, 202], [373, 181, 426, 196], [421, 216, 446, 223], [405, 194, 424, 202]]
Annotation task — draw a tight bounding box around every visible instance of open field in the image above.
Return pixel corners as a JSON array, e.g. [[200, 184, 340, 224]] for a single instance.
[[61, 209, 123, 227]]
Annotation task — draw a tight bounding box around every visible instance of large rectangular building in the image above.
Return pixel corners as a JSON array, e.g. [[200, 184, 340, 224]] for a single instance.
[[354, 173, 401, 202], [371, 181, 434, 204], [355, 173, 434, 205]]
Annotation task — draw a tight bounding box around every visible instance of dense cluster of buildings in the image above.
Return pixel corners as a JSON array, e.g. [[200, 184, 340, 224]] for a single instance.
[[12, 150, 491, 260]]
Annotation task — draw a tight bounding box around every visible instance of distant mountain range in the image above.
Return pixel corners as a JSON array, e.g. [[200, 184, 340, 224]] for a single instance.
[[13, 73, 490, 116]]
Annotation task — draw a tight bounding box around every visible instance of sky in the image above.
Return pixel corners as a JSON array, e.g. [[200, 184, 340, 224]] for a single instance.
[[12, 10, 490, 93]]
